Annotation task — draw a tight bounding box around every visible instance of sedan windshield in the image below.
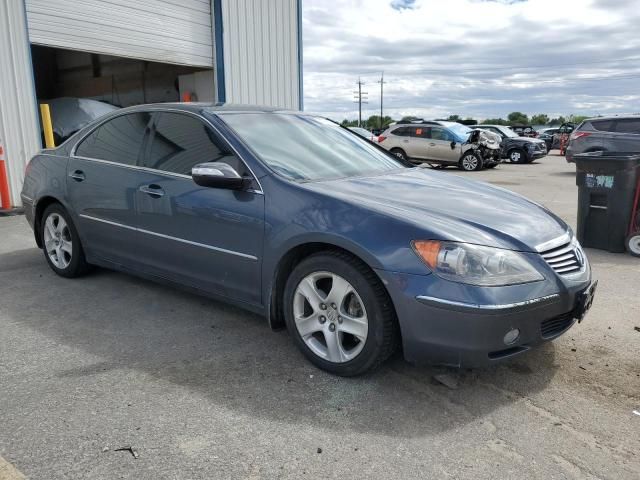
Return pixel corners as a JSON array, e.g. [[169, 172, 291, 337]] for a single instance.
[[219, 113, 404, 181]]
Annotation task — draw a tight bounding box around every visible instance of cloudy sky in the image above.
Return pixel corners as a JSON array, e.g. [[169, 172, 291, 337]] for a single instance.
[[302, 0, 640, 122]]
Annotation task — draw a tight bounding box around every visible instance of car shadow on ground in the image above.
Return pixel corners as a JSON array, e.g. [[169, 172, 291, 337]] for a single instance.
[[1, 248, 559, 439]]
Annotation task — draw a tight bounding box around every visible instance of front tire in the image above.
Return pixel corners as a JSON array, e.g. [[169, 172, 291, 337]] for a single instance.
[[283, 251, 398, 376], [459, 151, 483, 171], [41, 203, 91, 278], [508, 148, 527, 164]]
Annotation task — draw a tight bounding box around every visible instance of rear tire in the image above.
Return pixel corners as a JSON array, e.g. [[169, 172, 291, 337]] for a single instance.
[[283, 251, 398, 376], [390, 148, 407, 161], [627, 233, 640, 257], [40, 203, 91, 278], [508, 148, 527, 164]]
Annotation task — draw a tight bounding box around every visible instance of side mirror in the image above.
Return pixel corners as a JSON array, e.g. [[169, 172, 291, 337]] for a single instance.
[[450, 140, 456, 149], [192, 162, 245, 190]]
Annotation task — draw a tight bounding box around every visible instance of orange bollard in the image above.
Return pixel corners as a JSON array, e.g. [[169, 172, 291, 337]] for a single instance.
[[0, 152, 11, 209]]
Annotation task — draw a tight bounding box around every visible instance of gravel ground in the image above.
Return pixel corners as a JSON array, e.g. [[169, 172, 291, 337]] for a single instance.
[[0, 153, 638, 479]]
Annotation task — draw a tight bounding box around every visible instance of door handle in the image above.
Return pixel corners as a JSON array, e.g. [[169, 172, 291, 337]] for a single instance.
[[429, 143, 436, 146], [69, 170, 85, 182], [139, 184, 165, 198]]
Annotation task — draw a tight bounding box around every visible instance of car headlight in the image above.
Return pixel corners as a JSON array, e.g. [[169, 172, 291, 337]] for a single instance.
[[412, 241, 544, 286]]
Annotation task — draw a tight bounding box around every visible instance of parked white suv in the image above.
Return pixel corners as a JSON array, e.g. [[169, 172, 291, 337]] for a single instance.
[[378, 121, 501, 171]]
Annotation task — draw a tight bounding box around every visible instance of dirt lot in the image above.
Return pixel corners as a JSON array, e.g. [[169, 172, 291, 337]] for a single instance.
[[1, 154, 639, 479]]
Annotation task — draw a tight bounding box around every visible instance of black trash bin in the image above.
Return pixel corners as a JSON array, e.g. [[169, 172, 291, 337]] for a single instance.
[[575, 151, 640, 252]]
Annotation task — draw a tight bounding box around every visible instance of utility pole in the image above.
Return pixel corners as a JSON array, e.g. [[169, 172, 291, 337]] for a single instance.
[[353, 77, 368, 127], [377, 72, 386, 130]]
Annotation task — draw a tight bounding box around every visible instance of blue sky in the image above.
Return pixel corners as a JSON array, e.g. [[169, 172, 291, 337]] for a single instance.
[[302, 0, 640, 121]]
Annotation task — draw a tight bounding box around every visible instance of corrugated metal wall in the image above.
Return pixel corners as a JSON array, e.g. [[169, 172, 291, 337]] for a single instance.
[[221, 0, 301, 109], [26, 0, 215, 67], [0, 0, 41, 207]]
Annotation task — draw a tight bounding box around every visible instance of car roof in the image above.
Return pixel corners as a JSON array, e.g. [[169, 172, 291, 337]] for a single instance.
[[583, 114, 640, 122]]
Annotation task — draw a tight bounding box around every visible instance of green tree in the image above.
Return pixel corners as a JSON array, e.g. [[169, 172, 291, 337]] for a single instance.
[[340, 119, 358, 127], [400, 115, 420, 122], [531, 114, 549, 125], [548, 116, 566, 126], [507, 111, 529, 125], [567, 114, 589, 124], [446, 114, 461, 121], [365, 115, 395, 130], [482, 118, 509, 125]]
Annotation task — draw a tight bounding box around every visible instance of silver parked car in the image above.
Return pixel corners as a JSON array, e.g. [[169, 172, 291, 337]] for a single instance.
[[378, 121, 502, 171], [566, 116, 640, 163]]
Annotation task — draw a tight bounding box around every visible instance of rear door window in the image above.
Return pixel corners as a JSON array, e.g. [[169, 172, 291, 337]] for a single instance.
[[591, 120, 614, 132], [614, 118, 640, 134], [75, 112, 151, 166], [144, 112, 248, 176], [412, 127, 431, 138]]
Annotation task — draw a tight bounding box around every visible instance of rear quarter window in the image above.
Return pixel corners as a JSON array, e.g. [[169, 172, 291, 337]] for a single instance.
[[75, 112, 151, 165], [391, 127, 410, 137]]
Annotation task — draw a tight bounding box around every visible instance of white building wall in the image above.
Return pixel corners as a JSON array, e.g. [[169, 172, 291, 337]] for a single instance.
[[221, 0, 301, 109], [26, 0, 215, 67], [0, 0, 41, 207], [1, 0, 301, 207]]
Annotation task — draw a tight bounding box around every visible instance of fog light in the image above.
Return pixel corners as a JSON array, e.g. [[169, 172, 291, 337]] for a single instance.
[[503, 328, 520, 345]]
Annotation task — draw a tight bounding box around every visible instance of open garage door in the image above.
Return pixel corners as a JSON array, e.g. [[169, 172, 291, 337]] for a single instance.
[[26, 0, 214, 67]]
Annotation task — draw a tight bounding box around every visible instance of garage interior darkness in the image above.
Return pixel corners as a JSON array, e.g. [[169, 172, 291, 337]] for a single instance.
[[30, 45, 214, 109]]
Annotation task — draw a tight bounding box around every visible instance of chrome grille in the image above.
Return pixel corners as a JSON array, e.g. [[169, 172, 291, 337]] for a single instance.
[[540, 241, 583, 275]]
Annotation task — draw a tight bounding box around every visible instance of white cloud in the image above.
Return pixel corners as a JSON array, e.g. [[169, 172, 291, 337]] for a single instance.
[[302, 0, 640, 121]]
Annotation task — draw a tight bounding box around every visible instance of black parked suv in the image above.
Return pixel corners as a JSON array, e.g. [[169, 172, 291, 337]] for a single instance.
[[474, 125, 547, 163], [566, 116, 640, 163]]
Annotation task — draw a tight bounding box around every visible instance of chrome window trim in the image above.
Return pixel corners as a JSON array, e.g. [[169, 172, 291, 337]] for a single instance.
[[78, 214, 258, 261], [415, 293, 561, 313], [69, 107, 264, 194]]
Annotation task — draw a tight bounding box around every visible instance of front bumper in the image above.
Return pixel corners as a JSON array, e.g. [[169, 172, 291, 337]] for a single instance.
[[529, 147, 547, 159], [375, 260, 592, 368]]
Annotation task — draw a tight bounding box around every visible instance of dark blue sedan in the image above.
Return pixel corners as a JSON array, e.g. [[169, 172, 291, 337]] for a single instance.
[[20, 104, 596, 376]]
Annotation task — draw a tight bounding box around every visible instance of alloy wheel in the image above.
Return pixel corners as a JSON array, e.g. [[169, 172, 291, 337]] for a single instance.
[[510, 151, 521, 163], [293, 271, 368, 363], [461, 154, 478, 171], [43, 213, 73, 269]]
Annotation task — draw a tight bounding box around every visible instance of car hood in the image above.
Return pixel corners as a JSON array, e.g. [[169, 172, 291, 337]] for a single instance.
[[301, 168, 567, 252]]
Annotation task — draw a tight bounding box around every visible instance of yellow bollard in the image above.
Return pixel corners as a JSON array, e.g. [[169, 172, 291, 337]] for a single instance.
[[40, 103, 55, 148]]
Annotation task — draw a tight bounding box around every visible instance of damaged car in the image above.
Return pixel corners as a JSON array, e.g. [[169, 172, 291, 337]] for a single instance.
[[474, 124, 547, 163], [378, 120, 502, 171]]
